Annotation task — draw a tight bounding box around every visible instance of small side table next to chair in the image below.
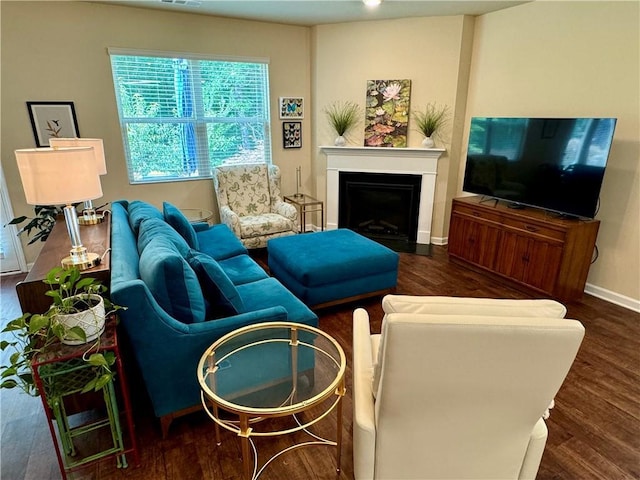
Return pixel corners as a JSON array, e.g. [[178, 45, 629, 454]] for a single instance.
[[284, 194, 324, 233]]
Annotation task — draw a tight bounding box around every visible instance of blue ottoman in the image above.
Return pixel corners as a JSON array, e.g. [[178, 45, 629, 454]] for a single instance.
[[267, 229, 399, 308]]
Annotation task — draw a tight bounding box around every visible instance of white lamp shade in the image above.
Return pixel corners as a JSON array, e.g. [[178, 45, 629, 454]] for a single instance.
[[15, 147, 103, 205], [49, 138, 107, 175]]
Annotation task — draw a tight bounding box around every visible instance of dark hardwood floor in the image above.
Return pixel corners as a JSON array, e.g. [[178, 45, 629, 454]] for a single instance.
[[1, 245, 639, 479]]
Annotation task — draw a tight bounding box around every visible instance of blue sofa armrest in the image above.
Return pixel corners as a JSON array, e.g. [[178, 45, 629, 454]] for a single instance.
[[111, 279, 289, 418]]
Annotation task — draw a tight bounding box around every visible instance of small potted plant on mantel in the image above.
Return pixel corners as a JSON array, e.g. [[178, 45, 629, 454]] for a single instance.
[[413, 102, 449, 148], [1, 266, 123, 396], [324, 100, 361, 146]]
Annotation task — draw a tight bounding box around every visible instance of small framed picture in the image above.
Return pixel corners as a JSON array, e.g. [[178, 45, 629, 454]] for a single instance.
[[27, 101, 80, 147], [279, 97, 304, 119], [283, 121, 302, 149]]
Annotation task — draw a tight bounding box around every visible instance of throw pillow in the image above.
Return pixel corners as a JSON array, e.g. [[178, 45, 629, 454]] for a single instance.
[[187, 252, 244, 319], [163, 202, 199, 250], [127, 200, 164, 235], [137, 217, 191, 258], [139, 237, 206, 324]]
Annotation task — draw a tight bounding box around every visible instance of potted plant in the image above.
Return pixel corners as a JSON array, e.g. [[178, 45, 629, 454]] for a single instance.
[[324, 101, 361, 146], [413, 103, 449, 147], [7, 205, 65, 244], [1, 266, 123, 396]]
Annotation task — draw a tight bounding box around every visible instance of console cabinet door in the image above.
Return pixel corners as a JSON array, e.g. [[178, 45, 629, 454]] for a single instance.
[[448, 213, 500, 270], [495, 231, 563, 295]]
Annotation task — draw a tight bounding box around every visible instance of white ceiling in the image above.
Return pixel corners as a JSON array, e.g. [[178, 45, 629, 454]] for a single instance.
[[101, 0, 530, 26]]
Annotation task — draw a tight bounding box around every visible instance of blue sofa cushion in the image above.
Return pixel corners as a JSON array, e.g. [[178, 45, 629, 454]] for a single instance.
[[236, 277, 318, 327], [163, 202, 199, 250], [187, 252, 245, 319], [218, 255, 269, 285], [196, 224, 248, 261], [137, 217, 191, 257], [139, 237, 206, 324], [128, 200, 164, 235]]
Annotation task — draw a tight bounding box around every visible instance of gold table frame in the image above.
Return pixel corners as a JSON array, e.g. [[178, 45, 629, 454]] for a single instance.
[[180, 207, 214, 224], [197, 322, 346, 480], [284, 194, 324, 233]]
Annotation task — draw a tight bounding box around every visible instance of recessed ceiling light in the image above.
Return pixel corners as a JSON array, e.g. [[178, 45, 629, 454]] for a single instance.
[[363, 0, 382, 7]]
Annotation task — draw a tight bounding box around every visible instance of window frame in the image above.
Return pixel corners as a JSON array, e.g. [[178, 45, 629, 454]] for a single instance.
[[108, 48, 272, 184]]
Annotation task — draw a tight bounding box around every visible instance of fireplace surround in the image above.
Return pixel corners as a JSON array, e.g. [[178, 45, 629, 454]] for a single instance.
[[322, 146, 445, 251]]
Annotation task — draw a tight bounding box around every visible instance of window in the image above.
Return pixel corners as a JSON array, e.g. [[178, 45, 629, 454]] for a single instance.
[[108, 49, 271, 184]]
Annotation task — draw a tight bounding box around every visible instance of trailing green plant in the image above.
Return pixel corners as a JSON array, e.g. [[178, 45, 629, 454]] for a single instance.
[[1, 267, 124, 396], [413, 103, 450, 138], [7, 205, 66, 244], [324, 101, 361, 137]]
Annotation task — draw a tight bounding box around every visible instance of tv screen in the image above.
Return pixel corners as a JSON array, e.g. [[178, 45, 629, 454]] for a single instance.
[[463, 117, 616, 219]]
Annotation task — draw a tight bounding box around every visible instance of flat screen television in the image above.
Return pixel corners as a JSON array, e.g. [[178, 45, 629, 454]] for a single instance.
[[463, 117, 616, 219]]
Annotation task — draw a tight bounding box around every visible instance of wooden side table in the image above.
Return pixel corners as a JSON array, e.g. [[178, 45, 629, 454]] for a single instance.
[[31, 317, 139, 479], [284, 194, 324, 233], [16, 212, 111, 315]]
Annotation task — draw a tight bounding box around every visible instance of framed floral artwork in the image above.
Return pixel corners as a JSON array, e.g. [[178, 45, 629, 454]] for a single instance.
[[364, 79, 411, 148], [279, 97, 304, 119], [283, 121, 302, 148], [26, 101, 80, 147]]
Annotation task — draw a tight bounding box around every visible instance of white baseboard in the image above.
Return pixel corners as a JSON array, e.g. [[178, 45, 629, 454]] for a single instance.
[[431, 236, 447, 246], [584, 283, 640, 313]]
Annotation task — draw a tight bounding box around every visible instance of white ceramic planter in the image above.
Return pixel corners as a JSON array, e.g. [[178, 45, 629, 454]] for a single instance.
[[421, 136, 435, 148], [55, 294, 106, 345]]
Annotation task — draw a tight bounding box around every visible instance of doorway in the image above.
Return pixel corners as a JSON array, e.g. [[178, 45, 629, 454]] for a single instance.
[[1, 166, 27, 274]]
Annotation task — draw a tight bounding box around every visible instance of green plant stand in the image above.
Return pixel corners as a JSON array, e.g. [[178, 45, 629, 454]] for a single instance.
[[38, 357, 127, 469], [31, 319, 139, 479]]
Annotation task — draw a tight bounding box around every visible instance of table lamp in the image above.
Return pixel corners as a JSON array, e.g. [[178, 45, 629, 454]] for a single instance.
[[49, 138, 106, 225], [15, 146, 103, 270]]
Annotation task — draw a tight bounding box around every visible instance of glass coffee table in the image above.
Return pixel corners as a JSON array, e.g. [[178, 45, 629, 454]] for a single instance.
[[197, 322, 346, 480]]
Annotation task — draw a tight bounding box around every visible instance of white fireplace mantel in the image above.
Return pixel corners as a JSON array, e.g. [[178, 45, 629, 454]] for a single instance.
[[321, 146, 446, 245]]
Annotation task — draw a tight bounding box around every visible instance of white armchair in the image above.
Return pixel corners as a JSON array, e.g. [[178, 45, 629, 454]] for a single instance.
[[353, 295, 585, 480], [213, 164, 298, 248]]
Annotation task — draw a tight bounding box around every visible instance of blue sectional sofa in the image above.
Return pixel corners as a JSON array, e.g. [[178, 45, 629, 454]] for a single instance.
[[110, 200, 318, 437]]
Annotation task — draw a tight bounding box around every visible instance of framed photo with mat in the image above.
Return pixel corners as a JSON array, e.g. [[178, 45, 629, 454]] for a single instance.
[[27, 101, 80, 147]]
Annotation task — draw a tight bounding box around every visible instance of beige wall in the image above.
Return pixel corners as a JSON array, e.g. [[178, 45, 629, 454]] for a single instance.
[[2, 1, 638, 306], [465, 1, 640, 304], [311, 15, 475, 242], [1, 1, 311, 263]]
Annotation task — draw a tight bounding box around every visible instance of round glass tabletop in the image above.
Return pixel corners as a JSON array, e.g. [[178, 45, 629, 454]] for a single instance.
[[198, 322, 345, 415]]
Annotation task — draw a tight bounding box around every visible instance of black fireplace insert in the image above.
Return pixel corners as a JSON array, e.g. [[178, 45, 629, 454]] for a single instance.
[[338, 171, 428, 254]]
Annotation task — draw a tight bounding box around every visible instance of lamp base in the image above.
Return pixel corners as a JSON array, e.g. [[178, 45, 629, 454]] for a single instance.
[[78, 212, 106, 225], [77, 208, 105, 226], [61, 252, 101, 270]]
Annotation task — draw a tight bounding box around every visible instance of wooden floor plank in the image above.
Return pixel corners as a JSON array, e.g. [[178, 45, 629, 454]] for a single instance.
[[1, 246, 639, 479]]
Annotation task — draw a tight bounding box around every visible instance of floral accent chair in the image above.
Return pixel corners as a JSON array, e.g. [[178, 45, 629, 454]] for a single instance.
[[213, 164, 299, 248]]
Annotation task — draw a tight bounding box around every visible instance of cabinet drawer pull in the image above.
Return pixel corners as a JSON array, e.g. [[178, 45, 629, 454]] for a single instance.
[[524, 225, 538, 232]]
